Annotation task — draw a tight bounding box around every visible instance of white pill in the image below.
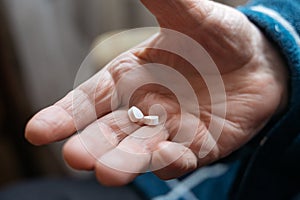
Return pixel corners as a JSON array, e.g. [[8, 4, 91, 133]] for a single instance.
[[128, 106, 144, 122], [142, 115, 159, 126]]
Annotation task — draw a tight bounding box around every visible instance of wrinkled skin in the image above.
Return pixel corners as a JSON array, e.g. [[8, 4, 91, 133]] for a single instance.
[[25, 0, 288, 186]]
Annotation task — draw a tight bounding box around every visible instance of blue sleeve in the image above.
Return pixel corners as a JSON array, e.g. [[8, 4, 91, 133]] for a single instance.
[[238, 0, 300, 151], [234, 1, 300, 199]]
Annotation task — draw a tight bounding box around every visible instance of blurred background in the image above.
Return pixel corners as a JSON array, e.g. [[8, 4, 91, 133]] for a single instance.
[[0, 0, 247, 190]]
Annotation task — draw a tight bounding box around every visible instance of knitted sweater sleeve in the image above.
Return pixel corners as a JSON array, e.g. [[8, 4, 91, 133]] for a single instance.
[[236, 1, 300, 199]]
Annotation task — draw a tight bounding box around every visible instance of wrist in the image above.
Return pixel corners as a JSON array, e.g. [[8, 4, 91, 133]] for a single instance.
[[253, 24, 289, 116]]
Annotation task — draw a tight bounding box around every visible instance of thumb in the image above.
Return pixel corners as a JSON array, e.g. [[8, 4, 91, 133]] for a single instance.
[[140, 0, 258, 73], [140, 0, 213, 31]]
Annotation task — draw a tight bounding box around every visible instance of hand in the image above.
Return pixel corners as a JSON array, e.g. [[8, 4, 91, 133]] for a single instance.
[[25, 0, 288, 186]]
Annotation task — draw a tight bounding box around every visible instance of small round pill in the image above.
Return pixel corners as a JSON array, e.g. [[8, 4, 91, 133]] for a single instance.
[[142, 115, 159, 126], [128, 106, 144, 122]]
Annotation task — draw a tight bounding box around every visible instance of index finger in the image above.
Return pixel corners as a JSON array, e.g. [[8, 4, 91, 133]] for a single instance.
[[25, 68, 116, 145]]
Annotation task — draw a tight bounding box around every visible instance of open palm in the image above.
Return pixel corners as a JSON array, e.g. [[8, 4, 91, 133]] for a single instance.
[[25, 0, 287, 186]]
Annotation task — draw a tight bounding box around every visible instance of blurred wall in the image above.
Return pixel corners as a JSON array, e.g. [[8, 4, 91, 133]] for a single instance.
[[216, 0, 248, 6], [2, 0, 157, 111]]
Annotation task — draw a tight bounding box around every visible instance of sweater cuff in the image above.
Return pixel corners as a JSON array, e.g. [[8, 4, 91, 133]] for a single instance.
[[238, 4, 300, 150]]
